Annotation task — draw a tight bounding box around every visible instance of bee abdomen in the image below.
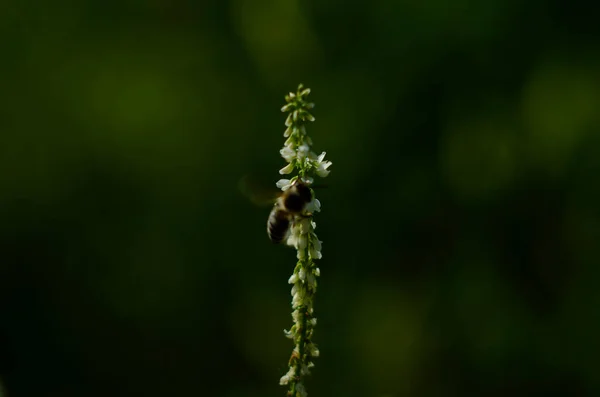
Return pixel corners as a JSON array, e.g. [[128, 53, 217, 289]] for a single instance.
[[267, 208, 290, 244]]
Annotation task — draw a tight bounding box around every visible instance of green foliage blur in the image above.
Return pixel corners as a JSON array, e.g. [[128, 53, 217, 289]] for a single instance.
[[2, 1, 600, 396]]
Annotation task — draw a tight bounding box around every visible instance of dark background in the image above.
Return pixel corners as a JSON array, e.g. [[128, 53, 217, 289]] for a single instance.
[[2, 1, 600, 396]]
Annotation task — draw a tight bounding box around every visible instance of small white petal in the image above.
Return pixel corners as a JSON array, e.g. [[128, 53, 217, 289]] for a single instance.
[[314, 268, 320, 277], [280, 367, 296, 385], [281, 104, 293, 112], [276, 179, 292, 190], [297, 234, 307, 250], [285, 114, 293, 126], [288, 273, 298, 284], [300, 176, 314, 185], [312, 238, 322, 251], [312, 199, 321, 213], [298, 268, 306, 282], [299, 218, 311, 234], [295, 286, 305, 301], [286, 233, 296, 247], [309, 246, 322, 260], [297, 144, 310, 158], [308, 343, 320, 357], [292, 292, 303, 307], [280, 146, 296, 162], [301, 364, 311, 375], [296, 382, 308, 397], [317, 152, 326, 162], [304, 200, 319, 214], [297, 249, 306, 260], [279, 162, 295, 175], [292, 310, 300, 323], [283, 126, 292, 137], [316, 160, 332, 178], [307, 273, 316, 289]]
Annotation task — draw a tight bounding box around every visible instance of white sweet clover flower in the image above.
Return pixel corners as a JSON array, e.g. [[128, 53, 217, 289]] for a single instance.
[[277, 84, 331, 397]]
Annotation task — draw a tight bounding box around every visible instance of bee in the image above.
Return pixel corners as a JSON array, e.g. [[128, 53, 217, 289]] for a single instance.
[[267, 180, 313, 244], [239, 175, 316, 244]]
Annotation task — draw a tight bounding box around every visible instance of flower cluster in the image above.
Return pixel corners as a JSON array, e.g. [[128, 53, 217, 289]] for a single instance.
[[277, 85, 331, 397]]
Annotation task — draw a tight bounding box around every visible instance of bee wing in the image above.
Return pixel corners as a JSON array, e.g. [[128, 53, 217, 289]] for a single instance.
[[238, 175, 281, 207]]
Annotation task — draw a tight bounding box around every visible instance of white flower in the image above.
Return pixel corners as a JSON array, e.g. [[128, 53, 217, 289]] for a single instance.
[[292, 288, 305, 307], [276, 179, 293, 190], [305, 199, 321, 213], [298, 218, 311, 234], [309, 245, 322, 260], [308, 233, 323, 259], [309, 237, 322, 260], [284, 328, 294, 339], [279, 162, 295, 175], [292, 309, 301, 323], [314, 152, 332, 177], [314, 268, 320, 277], [280, 367, 295, 385], [296, 248, 306, 260], [287, 221, 308, 251], [297, 144, 310, 159], [288, 273, 298, 284], [283, 126, 292, 137], [286, 233, 296, 247], [298, 267, 306, 282], [306, 273, 316, 289], [298, 233, 307, 250], [308, 343, 320, 357], [296, 382, 308, 397], [280, 145, 295, 162], [312, 237, 322, 252], [300, 176, 314, 185]]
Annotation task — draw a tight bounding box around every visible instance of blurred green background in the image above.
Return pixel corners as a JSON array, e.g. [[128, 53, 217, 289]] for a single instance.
[[2, 1, 600, 396]]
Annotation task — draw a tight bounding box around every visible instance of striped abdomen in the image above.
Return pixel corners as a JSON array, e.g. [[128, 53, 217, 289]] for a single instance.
[[267, 205, 291, 244]]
